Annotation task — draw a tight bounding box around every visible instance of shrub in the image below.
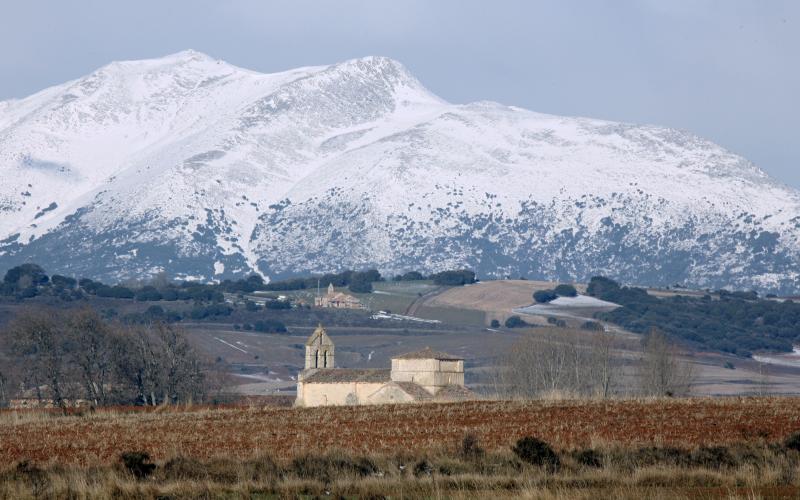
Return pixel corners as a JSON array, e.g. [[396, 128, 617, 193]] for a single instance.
[[265, 299, 291, 310], [430, 269, 476, 286], [96, 285, 135, 299], [504, 315, 527, 328], [144, 305, 165, 318], [581, 321, 604, 331], [120, 451, 156, 479], [135, 286, 162, 301], [533, 290, 558, 303], [573, 448, 602, 468], [461, 434, 485, 459], [547, 317, 566, 327], [413, 459, 434, 477], [512, 437, 560, 471], [161, 456, 207, 481], [784, 432, 800, 452], [292, 453, 377, 480], [51, 274, 77, 288], [554, 284, 578, 297], [3, 263, 49, 288], [490, 319, 500, 328], [189, 304, 233, 319], [691, 446, 736, 468], [253, 319, 287, 333], [586, 276, 621, 297], [349, 274, 373, 293], [401, 271, 425, 281]]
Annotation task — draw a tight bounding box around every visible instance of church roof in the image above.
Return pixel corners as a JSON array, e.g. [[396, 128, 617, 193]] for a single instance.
[[433, 385, 478, 401], [328, 292, 361, 302], [393, 347, 462, 361], [305, 324, 334, 346], [303, 369, 391, 383], [394, 382, 434, 401]]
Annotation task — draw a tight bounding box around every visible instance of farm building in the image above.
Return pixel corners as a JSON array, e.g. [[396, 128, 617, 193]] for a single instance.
[[314, 283, 365, 309], [295, 324, 476, 407]]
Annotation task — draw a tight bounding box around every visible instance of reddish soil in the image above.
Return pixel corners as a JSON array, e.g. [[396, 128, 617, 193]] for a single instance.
[[2, 398, 800, 467]]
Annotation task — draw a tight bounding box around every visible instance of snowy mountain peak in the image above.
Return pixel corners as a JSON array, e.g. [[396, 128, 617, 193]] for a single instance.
[[0, 53, 799, 292]]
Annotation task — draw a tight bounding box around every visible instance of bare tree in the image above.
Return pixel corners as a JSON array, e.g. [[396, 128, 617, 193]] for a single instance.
[[10, 310, 75, 413], [6, 307, 212, 408], [155, 323, 206, 404], [0, 369, 8, 408], [68, 308, 115, 406], [637, 329, 695, 397], [494, 327, 621, 399], [114, 324, 163, 405], [114, 323, 206, 405], [756, 360, 771, 396], [587, 330, 618, 398]]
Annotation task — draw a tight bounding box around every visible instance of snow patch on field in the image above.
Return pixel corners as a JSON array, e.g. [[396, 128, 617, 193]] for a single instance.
[[753, 347, 800, 368], [549, 295, 620, 308], [515, 294, 620, 320]]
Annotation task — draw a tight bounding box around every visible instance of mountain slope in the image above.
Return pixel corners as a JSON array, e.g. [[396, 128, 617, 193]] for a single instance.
[[1, 51, 798, 292]]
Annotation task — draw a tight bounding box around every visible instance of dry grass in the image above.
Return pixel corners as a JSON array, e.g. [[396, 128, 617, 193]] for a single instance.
[[427, 280, 555, 315], [3, 398, 800, 497], [2, 446, 800, 498]]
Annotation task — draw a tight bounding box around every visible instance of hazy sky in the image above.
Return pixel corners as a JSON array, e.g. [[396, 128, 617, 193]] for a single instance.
[[1, 1, 798, 187]]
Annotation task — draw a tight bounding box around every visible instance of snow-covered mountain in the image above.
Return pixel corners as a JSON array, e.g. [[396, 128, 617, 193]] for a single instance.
[[1, 50, 799, 292]]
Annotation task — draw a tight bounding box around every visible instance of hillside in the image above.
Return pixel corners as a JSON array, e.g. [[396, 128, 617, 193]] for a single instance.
[[1, 51, 800, 292]]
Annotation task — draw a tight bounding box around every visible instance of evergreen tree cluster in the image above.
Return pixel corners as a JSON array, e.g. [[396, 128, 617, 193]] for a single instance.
[[588, 276, 800, 356]]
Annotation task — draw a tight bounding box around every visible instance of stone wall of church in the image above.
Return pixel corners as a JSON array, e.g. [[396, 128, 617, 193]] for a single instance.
[[390, 358, 464, 394], [296, 381, 386, 407]]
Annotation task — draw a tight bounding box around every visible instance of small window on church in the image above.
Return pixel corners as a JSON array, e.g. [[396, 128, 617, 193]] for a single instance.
[[323, 350, 328, 368], [314, 349, 319, 368]]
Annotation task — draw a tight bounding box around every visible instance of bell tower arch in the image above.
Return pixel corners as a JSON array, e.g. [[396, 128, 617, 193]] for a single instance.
[[305, 323, 335, 370]]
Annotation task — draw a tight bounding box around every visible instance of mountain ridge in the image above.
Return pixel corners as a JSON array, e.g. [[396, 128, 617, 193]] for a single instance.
[[1, 51, 798, 292]]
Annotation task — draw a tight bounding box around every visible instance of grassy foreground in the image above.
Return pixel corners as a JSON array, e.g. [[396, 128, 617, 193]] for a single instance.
[[3, 398, 800, 498]]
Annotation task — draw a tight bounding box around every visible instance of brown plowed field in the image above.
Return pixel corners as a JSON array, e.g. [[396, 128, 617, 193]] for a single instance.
[[3, 398, 800, 468]]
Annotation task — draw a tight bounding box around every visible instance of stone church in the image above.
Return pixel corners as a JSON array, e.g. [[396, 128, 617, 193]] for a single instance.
[[295, 324, 476, 406], [314, 283, 364, 309]]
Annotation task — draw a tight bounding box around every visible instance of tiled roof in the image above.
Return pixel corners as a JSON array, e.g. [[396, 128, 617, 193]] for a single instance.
[[393, 347, 462, 361], [302, 369, 391, 383], [330, 292, 361, 302], [433, 385, 478, 401], [394, 382, 433, 401]]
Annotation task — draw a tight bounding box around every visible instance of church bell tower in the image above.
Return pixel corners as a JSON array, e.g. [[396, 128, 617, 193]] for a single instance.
[[304, 323, 335, 370]]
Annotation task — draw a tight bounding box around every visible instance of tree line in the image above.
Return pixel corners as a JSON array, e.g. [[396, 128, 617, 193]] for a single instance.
[[2, 264, 479, 304], [0, 308, 210, 411], [492, 326, 694, 398], [587, 276, 800, 356], [261, 268, 476, 291]]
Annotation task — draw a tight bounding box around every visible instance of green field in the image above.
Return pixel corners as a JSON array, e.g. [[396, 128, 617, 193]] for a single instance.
[[351, 280, 439, 313], [414, 304, 487, 326]]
